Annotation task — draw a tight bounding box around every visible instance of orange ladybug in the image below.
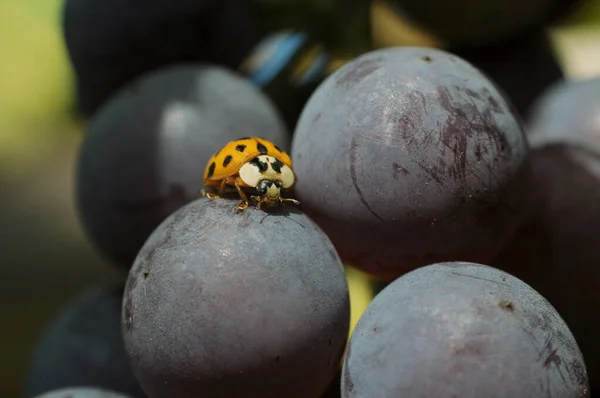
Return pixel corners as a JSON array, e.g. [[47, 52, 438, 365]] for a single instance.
[[201, 137, 300, 211]]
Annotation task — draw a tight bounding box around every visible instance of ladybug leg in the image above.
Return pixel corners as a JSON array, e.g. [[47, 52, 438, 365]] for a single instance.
[[201, 179, 228, 199], [234, 177, 250, 211], [281, 198, 301, 207], [218, 179, 228, 195], [252, 196, 266, 210], [200, 187, 217, 198], [202, 190, 220, 199]]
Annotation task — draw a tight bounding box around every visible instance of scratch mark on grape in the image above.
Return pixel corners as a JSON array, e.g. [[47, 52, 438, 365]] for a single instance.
[[539, 335, 567, 383], [335, 56, 382, 88], [349, 135, 386, 222], [260, 213, 305, 229], [392, 163, 409, 179], [448, 271, 511, 287], [415, 162, 447, 188]]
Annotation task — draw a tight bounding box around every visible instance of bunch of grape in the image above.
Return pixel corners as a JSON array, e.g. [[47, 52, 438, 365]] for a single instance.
[[23, 0, 600, 397]]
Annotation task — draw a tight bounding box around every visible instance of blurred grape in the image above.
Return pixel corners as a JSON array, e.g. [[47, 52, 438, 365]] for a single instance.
[[493, 76, 600, 391], [63, 0, 260, 116], [320, 370, 342, 397], [76, 65, 289, 269], [240, 30, 330, 130], [493, 144, 600, 393], [122, 197, 350, 398], [450, 31, 564, 119], [292, 47, 529, 281], [32, 387, 133, 398], [382, 0, 584, 47], [23, 284, 145, 398], [527, 76, 600, 149], [342, 262, 589, 397]]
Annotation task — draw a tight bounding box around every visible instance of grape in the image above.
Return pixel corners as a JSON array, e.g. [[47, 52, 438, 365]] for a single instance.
[[76, 65, 289, 269], [63, 0, 259, 116], [494, 144, 600, 392], [23, 284, 145, 398], [382, 0, 582, 47], [292, 47, 529, 280], [342, 262, 590, 397], [527, 77, 600, 149], [31, 387, 133, 398], [320, 370, 342, 398], [493, 76, 600, 391], [450, 31, 564, 119], [122, 197, 350, 398]]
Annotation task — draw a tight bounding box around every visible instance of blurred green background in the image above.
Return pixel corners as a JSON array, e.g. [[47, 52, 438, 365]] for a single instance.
[[1, 0, 599, 397], [0, 1, 121, 397]]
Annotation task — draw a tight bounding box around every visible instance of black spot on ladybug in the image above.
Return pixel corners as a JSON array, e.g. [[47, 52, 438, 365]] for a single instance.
[[207, 162, 216, 178], [257, 142, 268, 154], [274, 145, 282, 152], [222, 155, 233, 167], [249, 157, 268, 172], [238, 137, 251, 141], [271, 158, 284, 173], [235, 144, 246, 152]]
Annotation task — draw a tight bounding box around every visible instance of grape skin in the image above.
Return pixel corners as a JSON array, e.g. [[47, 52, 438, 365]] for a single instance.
[[63, 0, 259, 115], [292, 47, 529, 280], [76, 65, 289, 269], [342, 262, 589, 397], [31, 387, 133, 398], [450, 31, 564, 119], [122, 197, 350, 398], [23, 285, 145, 398], [494, 77, 600, 392]]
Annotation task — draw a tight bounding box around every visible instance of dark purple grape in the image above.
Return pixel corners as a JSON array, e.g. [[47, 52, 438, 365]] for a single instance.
[[493, 76, 600, 391], [320, 370, 342, 398], [292, 47, 529, 281], [342, 262, 590, 397], [450, 31, 564, 119], [23, 284, 145, 398], [382, 0, 584, 47], [76, 65, 289, 269], [493, 144, 600, 392], [122, 197, 350, 398], [63, 0, 259, 116], [32, 387, 133, 398]]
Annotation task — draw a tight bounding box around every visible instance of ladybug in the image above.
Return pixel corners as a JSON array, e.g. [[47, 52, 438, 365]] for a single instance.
[[201, 137, 300, 211]]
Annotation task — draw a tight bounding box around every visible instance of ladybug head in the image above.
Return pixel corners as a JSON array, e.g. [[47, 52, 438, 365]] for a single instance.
[[256, 179, 284, 200]]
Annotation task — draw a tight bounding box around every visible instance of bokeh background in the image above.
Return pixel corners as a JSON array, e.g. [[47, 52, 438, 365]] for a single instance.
[[1, 0, 600, 396]]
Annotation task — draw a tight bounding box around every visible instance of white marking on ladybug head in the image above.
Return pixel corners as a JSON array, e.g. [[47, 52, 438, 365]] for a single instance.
[[278, 163, 295, 189], [238, 155, 296, 189], [239, 155, 270, 187]]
